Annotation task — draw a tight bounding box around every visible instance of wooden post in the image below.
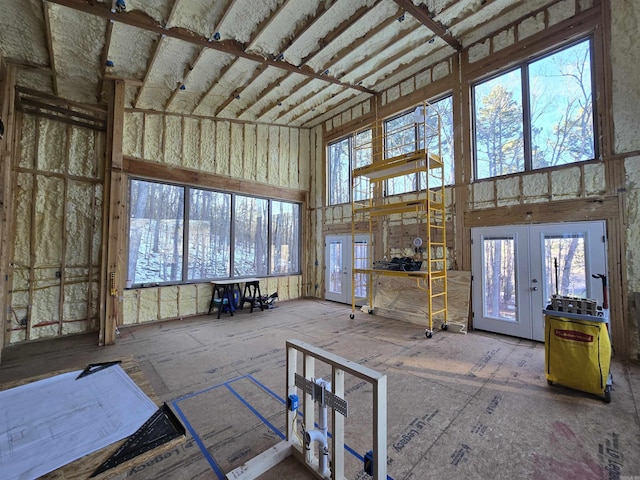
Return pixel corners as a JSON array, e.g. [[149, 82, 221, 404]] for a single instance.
[[100, 79, 125, 346], [0, 60, 17, 360]]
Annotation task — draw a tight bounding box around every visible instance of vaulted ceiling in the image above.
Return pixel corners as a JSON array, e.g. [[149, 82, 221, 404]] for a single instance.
[[1, 0, 536, 128]]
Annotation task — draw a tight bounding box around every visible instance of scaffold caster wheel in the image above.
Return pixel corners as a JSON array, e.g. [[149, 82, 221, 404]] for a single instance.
[[425, 329, 433, 338], [350, 313, 355, 319], [367, 308, 373, 314], [547, 380, 553, 386], [441, 323, 448, 331], [604, 385, 611, 403]]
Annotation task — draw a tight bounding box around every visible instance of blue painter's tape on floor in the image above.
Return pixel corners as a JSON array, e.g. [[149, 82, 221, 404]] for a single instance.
[[172, 375, 394, 480]]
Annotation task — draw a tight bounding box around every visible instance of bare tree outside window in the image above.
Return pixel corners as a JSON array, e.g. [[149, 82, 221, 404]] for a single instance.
[[529, 40, 594, 168], [128, 180, 184, 284], [188, 189, 231, 279], [474, 70, 525, 179], [327, 130, 372, 205], [474, 38, 595, 180]]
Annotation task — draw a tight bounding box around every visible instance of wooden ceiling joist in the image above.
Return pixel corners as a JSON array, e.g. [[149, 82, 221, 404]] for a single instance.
[[392, 0, 462, 51], [97, 19, 115, 101], [299, 0, 386, 66], [133, 35, 166, 109], [45, 0, 374, 95], [274, 0, 339, 59], [207, 0, 236, 41], [191, 57, 237, 114], [235, 71, 291, 118], [214, 62, 266, 116], [256, 76, 315, 120], [43, 2, 59, 96], [164, 47, 207, 110]]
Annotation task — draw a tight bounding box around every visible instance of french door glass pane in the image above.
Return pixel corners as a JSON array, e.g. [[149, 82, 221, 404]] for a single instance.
[[329, 241, 342, 294], [188, 189, 231, 279], [474, 69, 524, 179], [234, 196, 268, 276], [483, 237, 517, 321], [529, 39, 594, 169], [543, 234, 586, 301]]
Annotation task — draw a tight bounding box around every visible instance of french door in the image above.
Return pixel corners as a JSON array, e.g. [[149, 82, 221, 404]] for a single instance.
[[471, 221, 607, 341], [325, 235, 369, 305]]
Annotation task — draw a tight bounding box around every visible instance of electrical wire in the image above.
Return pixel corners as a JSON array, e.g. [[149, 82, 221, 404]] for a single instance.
[[9, 307, 23, 327], [291, 410, 304, 446]]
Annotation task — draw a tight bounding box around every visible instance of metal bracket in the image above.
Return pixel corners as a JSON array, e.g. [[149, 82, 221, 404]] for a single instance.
[[295, 374, 348, 417]]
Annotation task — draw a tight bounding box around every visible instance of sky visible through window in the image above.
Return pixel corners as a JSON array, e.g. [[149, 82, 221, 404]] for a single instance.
[[474, 39, 594, 179]]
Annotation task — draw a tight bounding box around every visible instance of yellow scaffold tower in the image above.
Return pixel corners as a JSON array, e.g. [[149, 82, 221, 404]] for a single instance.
[[350, 101, 448, 338]]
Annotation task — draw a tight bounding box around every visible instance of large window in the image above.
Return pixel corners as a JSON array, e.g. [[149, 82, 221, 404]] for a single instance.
[[384, 96, 455, 196], [188, 189, 231, 279], [473, 38, 595, 180], [128, 179, 301, 286], [128, 181, 184, 284], [327, 129, 372, 205]]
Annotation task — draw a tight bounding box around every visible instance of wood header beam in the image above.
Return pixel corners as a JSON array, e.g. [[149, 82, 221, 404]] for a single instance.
[[464, 197, 619, 228], [124, 157, 306, 203]]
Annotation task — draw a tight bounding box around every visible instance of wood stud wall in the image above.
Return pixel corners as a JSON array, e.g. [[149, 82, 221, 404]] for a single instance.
[[314, 0, 638, 358], [1, 0, 639, 360]]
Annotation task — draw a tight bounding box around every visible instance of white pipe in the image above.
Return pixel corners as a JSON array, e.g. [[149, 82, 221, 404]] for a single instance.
[[304, 379, 331, 477]]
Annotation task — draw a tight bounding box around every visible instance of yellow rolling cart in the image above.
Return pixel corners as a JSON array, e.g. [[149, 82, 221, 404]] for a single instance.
[[543, 298, 612, 403]]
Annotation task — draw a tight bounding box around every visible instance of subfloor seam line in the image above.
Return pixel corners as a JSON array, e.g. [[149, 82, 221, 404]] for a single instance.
[[225, 382, 287, 440], [170, 400, 226, 480], [402, 340, 520, 479]]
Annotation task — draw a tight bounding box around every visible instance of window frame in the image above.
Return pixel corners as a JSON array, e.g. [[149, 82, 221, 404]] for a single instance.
[[382, 94, 455, 195], [471, 35, 598, 181], [127, 177, 302, 288], [326, 128, 373, 206]]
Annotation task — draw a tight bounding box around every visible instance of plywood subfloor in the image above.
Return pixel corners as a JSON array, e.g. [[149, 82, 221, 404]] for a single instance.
[[1, 299, 639, 480]]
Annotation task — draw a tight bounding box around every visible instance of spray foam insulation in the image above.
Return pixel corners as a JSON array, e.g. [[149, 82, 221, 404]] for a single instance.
[[109, 23, 157, 79], [626, 156, 640, 292], [48, 4, 104, 103], [611, 0, 640, 153], [0, 0, 49, 66]]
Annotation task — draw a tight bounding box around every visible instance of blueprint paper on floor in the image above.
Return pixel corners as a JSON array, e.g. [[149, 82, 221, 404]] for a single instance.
[[0, 364, 158, 480]]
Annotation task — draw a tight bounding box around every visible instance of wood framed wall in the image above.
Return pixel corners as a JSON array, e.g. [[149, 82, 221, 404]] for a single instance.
[[314, 0, 637, 358], [0, 56, 17, 362]]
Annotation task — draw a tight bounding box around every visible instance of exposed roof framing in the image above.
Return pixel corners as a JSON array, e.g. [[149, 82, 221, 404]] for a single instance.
[[164, 47, 207, 110], [42, 2, 58, 96], [45, 0, 374, 95], [392, 0, 462, 51], [0, 0, 567, 127]]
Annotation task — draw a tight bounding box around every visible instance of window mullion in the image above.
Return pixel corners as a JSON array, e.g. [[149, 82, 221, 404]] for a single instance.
[[230, 194, 236, 279], [267, 200, 272, 275], [183, 186, 190, 282], [522, 64, 533, 171], [349, 135, 354, 203]]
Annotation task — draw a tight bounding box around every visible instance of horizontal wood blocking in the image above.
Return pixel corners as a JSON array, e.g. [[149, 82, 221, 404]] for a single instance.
[[464, 196, 619, 228], [323, 221, 376, 235], [124, 156, 306, 203]]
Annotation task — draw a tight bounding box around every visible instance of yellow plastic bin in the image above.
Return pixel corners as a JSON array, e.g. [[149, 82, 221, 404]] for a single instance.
[[543, 310, 612, 403]]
